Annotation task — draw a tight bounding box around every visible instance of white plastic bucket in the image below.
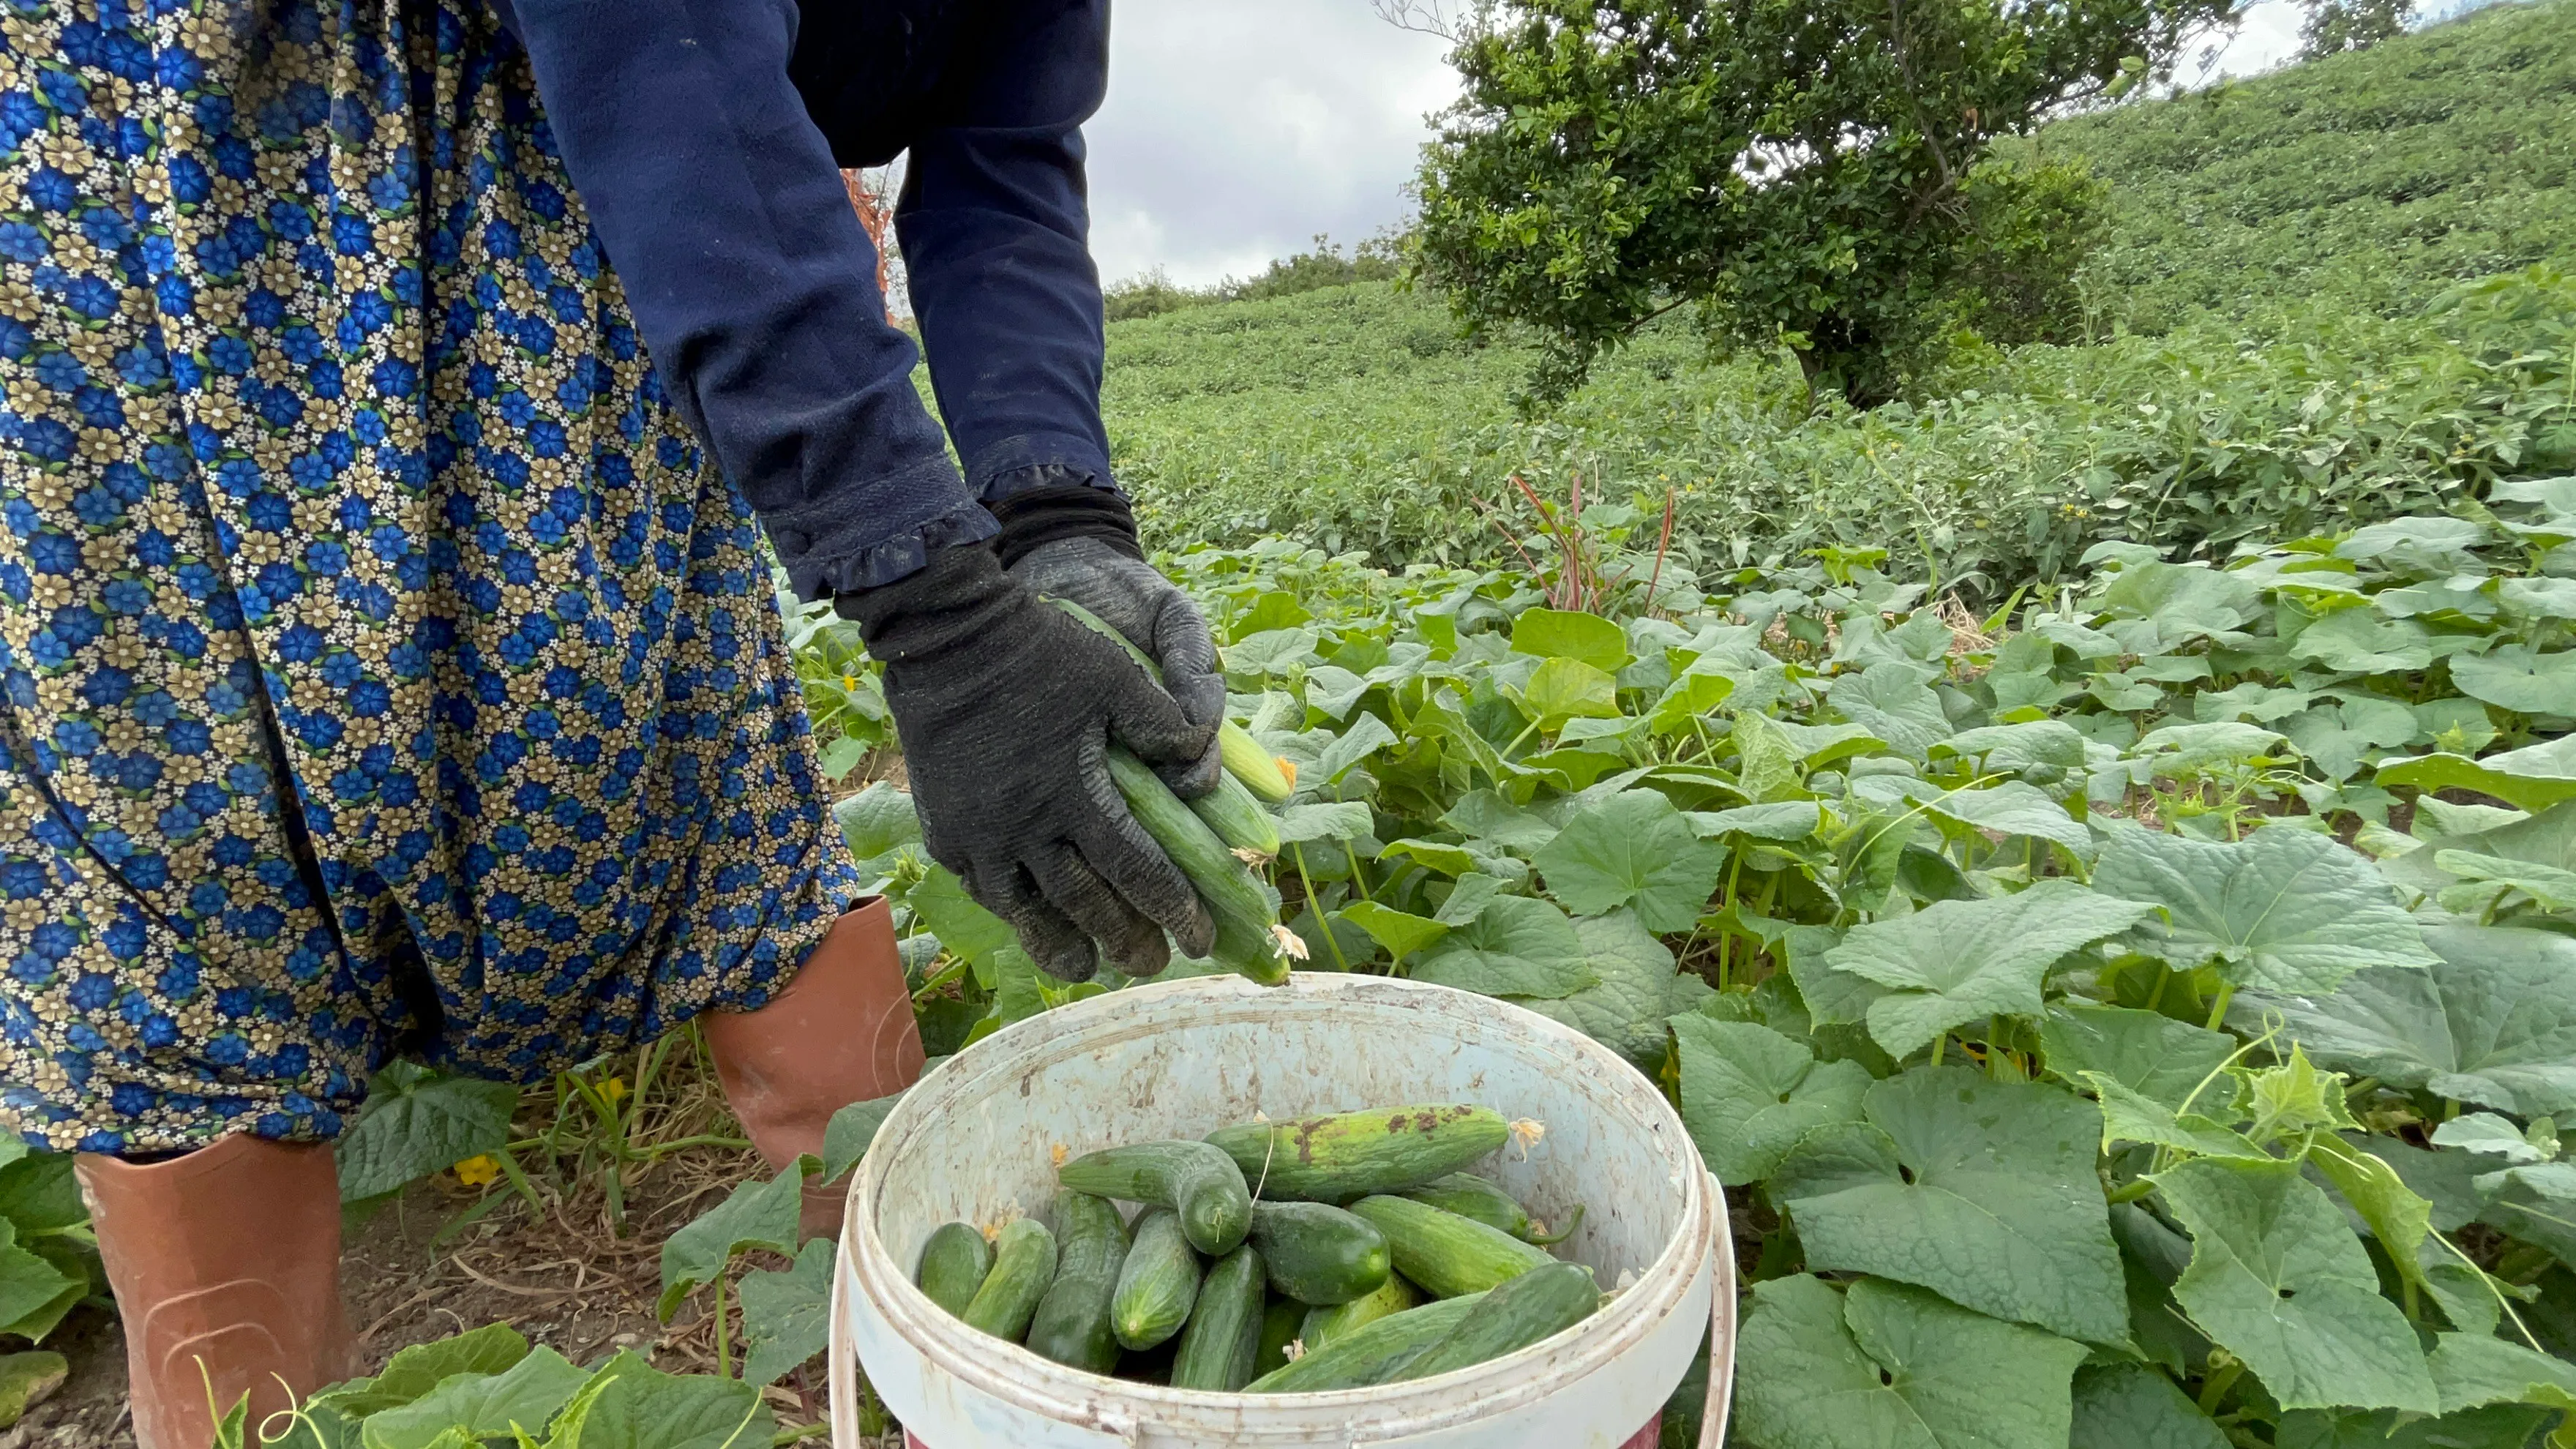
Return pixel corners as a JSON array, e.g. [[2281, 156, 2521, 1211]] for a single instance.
[[828, 973, 1736, 1449]]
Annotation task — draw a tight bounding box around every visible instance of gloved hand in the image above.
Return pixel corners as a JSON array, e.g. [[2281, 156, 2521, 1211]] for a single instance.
[[992, 484, 1227, 798], [839, 543, 1217, 981]]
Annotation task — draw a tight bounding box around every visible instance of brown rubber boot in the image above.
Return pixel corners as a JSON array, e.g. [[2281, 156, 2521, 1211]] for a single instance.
[[705, 897, 925, 1240], [75, 1134, 353, 1449]]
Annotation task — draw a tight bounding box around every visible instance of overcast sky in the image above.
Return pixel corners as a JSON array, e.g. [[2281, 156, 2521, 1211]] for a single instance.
[[1075, 0, 2351, 288]]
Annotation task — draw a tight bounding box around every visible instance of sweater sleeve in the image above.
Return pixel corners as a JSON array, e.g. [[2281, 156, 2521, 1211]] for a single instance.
[[499, 0, 995, 597], [896, 0, 1120, 502]]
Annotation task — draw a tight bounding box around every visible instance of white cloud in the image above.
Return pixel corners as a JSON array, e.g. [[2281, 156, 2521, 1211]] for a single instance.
[[1083, 0, 1458, 286]]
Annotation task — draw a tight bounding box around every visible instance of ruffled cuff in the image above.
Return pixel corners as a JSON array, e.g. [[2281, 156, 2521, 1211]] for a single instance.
[[763, 454, 1000, 599], [967, 433, 1120, 501]]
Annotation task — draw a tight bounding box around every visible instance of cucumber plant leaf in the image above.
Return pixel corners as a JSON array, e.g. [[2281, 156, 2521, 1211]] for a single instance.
[[1672, 1016, 1870, 1186], [2152, 1156, 2438, 1412], [2092, 823, 2435, 993], [1827, 662, 1952, 760], [1410, 893, 1597, 999], [2040, 1003, 2239, 1112], [333, 1063, 520, 1204], [1821, 880, 2157, 1059], [1532, 788, 1729, 931], [1772, 1068, 2130, 1343], [1734, 1275, 2088, 1449], [2424, 1330, 2576, 1415], [1338, 901, 1450, 964], [359, 1347, 589, 1449], [656, 1158, 810, 1322], [738, 1239, 835, 1388], [1909, 780, 2092, 854], [2070, 1363, 2231, 1449], [1510, 608, 1630, 671], [2231, 924, 2576, 1116], [1508, 910, 1683, 1070]]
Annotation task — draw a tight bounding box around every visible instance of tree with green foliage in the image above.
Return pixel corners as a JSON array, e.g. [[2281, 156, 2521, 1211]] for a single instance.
[[2299, 0, 2416, 57], [1408, 0, 2242, 407]]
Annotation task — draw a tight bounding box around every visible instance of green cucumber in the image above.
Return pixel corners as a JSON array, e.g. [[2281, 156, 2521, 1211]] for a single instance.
[[1169, 1244, 1266, 1392], [1111, 1208, 1202, 1351], [1400, 1173, 1586, 1245], [1242, 1292, 1485, 1393], [1254, 1298, 1305, 1378], [1048, 596, 1292, 803], [916, 1221, 993, 1317], [1024, 1193, 1130, 1371], [1385, 1261, 1599, 1382], [960, 1218, 1057, 1341], [1345, 1196, 1554, 1299], [1191, 769, 1282, 858], [1104, 749, 1290, 986], [1058, 1140, 1252, 1256], [1246, 1201, 1390, 1306], [1206, 1105, 1509, 1202], [1298, 1272, 1419, 1353], [1401, 1172, 1529, 1238]]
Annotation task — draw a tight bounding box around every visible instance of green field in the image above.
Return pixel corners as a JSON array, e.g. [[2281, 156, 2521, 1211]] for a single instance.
[[1107, 0, 2576, 594]]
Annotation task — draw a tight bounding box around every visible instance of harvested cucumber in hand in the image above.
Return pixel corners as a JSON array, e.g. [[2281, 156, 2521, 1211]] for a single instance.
[[1104, 749, 1292, 986], [1206, 1105, 1510, 1202], [1059, 1140, 1253, 1255]]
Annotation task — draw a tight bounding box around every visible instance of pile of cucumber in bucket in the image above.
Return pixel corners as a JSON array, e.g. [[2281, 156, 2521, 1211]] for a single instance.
[[912, 1104, 1597, 1393]]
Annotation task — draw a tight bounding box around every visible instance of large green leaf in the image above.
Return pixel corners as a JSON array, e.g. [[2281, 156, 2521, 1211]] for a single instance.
[[1772, 1068, 2129, 1343], [2084, 1075, 2267, 1160], [2451, 645, 2576, 716], [1516, 657, 1622, 727], [832, 781, 921, 860], [0, 1224, 75, 1343], [2152, 1156, 2438, 1412], [2290, 610, 2433, 673], [0, 1149, 81, 1232], [0, 1352, 67, 1432], [1512, 608, 1630, 672], [2099, 562, 2264, 642], [821, 1092, 906, 1185], [1734, 1275, 2087, 1449], [2069, 1363, 2231, 1449], [334, 1066, 521, 1203], [1829, 663, 1952, 760], [1340, 901, 1450, 963], [2375, 735, 2576, 815], [2231, 924, 2576, 1117], [569, 1351, 775, 1449], [1411, 893, 1598, 999], [1910, 780, 2091, 853], [2092, 823, 2435, 992], [903, 866, 1015, 972], [738, 1239, 835, 1387], [2274, 1406, 2556, 1449], [1508, 910, 1682, 1069], [2039, 1003, 2238, 1112], [656, 1160, 809, 1321], [2304, 1133, 2435, 1298], [1821, 880, 2158, 1059], [1532, 789, 1729, 931], [1672, 1016, 1870, 1186], [310, 1324, 531, 1418], [360, 1347, 589, 1449], [2425, 1330, 2576, 1415]]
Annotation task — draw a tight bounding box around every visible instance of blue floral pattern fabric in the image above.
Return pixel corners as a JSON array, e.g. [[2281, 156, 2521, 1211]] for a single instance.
[[0, 0, 860, 1153]]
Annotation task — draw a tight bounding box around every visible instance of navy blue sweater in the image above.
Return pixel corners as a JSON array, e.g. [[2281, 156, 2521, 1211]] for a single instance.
[[497, 0, 1115, 596]]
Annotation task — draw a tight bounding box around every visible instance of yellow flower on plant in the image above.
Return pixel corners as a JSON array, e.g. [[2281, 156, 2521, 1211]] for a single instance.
[[599, 1076, 629, 1104], [843, 674, 858, 692], [452, 1155, 500, 1187]]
